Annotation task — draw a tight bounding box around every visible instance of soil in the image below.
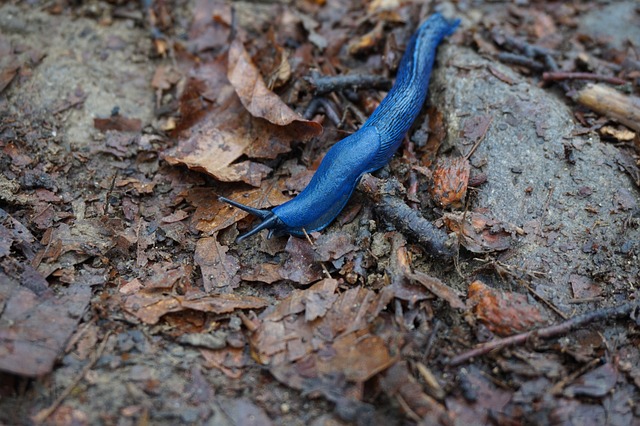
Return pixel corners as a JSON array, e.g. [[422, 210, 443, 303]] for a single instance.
[[1, 1, 639, 425]]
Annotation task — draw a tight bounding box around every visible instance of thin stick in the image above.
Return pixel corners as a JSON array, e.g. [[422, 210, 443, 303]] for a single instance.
[[448, 303, 638, 366], [464, 116, 493, 161], [542, 71, 627, 86], [518, 279, 568, 320], [309, 73, 391, 95], [33, 331, 113, 424], [549, 357, 601, 395], [573, 83, 640, 132]]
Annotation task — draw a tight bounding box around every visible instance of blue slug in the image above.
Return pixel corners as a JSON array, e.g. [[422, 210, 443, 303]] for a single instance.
[[220, 13, 460, 241]]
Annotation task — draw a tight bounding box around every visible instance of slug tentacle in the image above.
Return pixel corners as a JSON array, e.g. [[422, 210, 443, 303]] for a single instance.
[[221, 13, 460, 241], [217, 196, 286, 241]]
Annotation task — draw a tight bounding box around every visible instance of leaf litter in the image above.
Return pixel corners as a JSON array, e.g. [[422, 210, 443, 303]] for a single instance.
[[1, 0, 639, 424]]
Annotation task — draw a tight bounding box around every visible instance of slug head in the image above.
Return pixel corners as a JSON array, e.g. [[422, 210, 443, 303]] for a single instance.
[[218, 196, 286, 242]]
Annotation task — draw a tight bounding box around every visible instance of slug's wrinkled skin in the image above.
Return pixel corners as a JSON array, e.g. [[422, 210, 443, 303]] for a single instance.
[[220, 13, 460, 241]]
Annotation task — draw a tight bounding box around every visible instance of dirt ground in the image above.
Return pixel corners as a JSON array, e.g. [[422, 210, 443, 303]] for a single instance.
[[1, 0, 639, 425]]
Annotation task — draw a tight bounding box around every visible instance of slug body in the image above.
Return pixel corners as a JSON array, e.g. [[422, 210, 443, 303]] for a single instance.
[[221, 13, 460, 241]]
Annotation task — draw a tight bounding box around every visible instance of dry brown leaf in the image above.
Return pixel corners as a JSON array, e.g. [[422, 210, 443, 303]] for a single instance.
[[165, 57, 316, 187], [194, 236, 240, 293], [251, 279, 395, 390], [443, 211, 514, 253], [227, 38, 322, 137], [123, 290, 268, 325], [0, 274, 91, 376], [407, 270, 466, 310], [240, 263, 282, 284], [316, 328, 395, 382], [347, 20, 384, 56], [313, 231, 358, 262], [380, 361, 452, 424], [278, 236, 324, 285], [93, 116, 142, 132], [467, 280, 549, 336]]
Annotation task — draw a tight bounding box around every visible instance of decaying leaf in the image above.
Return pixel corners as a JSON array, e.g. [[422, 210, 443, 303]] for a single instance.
[[380, 361, 452, 424], [123, 290, 267, 325], [165, 55, 318, 187], [93, 115, 142, 132], [467, 280, 549, 336], [388, 232, 465, 309], [0, 273, 91, 376], [443, 211, 515, 253], [408, 270, 466, 310], [278, 237, 324, 285], [194, 236, 240, 293], [227, 38, 322, 138], [251, 279, 396, 389], [564, 362, 617, 398]]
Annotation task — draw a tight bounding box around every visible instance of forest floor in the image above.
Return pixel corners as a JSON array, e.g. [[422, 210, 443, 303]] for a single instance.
[[1, 0, 639, 425]]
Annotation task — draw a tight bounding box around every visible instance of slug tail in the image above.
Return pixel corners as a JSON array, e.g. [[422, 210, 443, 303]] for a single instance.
[[218, 196, 284, 241]]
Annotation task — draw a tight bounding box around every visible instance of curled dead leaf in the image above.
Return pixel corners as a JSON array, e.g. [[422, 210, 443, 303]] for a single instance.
[[443, 211, 514, 253], [227, 38, 322, 138], [467, 280, 549, 336]]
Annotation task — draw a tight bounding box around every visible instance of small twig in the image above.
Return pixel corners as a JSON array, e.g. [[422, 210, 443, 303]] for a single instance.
[[492, 30, 569, 91], [103, 172, 118, 215], [542, 71, 627, 86], [33, 331, 113, 424], [464, 116, 493, 160], [424, 319, 442, 360], [549, 357, 602, 396], [359, 175, 456, 258], [573, 83, 640, 133], [448, 302, 638, 366], [303, 97, 342, 125], [496, 52, 545, 71], [308, 72, 392, 95], [518, 279, 568, 320]]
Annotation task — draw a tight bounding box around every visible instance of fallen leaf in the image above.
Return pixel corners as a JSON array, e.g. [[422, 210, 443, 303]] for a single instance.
[[316, 328, 395, 382], [251, 279, 395, 390], [161, 209, 190, 224], [278, 237, 324, 285], [564, 362, 617, 398], [467, 280, 549, 336], [380, 361, 452, 424], [187, 184, 290, 234], [194, 236, 240, 293], [228, 38, 322, 136], [408, 270, 466, 310], [443, 211, 514, 253], [123, 290, 267, 325], [240, 263, 282, 284], [347, 20, 384, 56], [313, 231, 358, 262], [165, 57, 316, 187], [0, 272, 91, 376]]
